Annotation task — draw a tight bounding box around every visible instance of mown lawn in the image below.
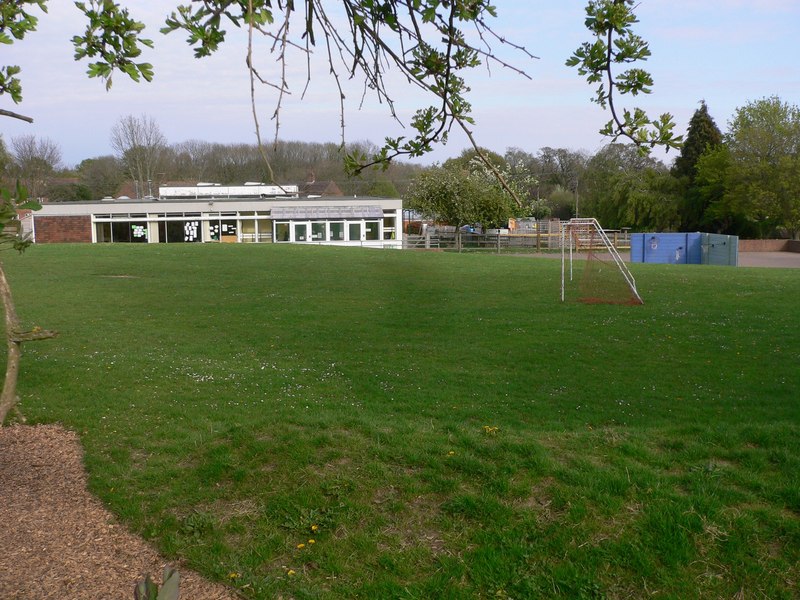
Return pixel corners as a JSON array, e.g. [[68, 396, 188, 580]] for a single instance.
[[3, 243, 799, 599]]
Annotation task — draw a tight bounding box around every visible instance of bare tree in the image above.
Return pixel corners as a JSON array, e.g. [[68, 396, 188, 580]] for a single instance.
[[166, 140, 217, 183], [110, 114, 167, 198], [10, 135, 62, 200]]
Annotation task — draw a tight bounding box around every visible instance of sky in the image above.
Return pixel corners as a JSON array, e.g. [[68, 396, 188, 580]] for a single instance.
[[2, 1, 799, 171]]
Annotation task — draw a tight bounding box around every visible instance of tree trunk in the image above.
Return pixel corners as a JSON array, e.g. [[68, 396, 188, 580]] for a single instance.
[[0, 262, 56, 425], [0, 263, 22, 424]]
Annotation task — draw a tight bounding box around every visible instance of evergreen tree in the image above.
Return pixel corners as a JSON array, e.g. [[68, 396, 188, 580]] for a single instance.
[[672, 101, 723, 183], [673, 101, 723, 230]]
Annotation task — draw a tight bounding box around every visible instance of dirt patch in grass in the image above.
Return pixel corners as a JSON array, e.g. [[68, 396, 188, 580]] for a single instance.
[[515, 476, 561, 523], [0, 424, 237, 600]]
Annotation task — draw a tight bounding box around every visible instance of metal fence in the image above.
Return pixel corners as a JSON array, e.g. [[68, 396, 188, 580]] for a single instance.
[[404, 227, 631, 253]]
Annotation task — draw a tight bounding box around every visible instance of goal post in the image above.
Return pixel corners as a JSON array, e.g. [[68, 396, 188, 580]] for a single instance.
[[561, 218, 643, 305]]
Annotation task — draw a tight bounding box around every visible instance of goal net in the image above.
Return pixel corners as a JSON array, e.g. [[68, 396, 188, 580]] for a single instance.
[[561, 218, 643, 305]]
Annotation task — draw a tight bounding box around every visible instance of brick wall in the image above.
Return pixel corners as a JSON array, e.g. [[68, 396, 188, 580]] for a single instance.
[[34, 216, 93, 243], [737, 239, 789, 252]]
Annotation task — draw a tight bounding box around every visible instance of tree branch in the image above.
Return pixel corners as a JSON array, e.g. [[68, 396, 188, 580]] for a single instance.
[[0, 108, 33, 123]]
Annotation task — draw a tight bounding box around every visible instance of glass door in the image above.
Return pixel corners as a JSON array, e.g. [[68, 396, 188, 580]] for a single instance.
[[294, 222, 309, 242], [348, 222, 362, 242]]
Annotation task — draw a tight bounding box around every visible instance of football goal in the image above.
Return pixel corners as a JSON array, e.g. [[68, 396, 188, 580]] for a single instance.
[[561, 218, 643, 305]]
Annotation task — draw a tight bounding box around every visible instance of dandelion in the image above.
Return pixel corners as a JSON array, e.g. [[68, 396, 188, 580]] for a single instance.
[[228, 572, 240, 580], [308, 539, 316, 544], [447, 450, 455, 456], [311, 524, 319, 532], [482, 425, 499, 435], [297, 543, 306, 549], [287, 569, 296, 577]]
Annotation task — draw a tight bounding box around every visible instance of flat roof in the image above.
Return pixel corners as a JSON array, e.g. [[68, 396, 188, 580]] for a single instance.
[[33, 196, 402, 217], [270, 205, 385, 220]]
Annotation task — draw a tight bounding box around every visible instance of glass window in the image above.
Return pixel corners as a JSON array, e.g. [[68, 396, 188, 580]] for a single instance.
[[294, 223, 308, 241], [130, 221, 149, 243], [209, 221, 221, 241], [275, 222, 290, 242], [311, 222, 326, 241], [108, 220, 148, 243], [365, 221, 380, 240], [257, 220, 272, 243], [348, 222, 362, 241], [95, 222, 111, 243], [183, 220, 201, 242], [164, 220, 196, 243], [111, 221, 132, 242], [221, 220, 238, 242], [241, 219, 256, 243], [383, 217, 396, 240], [329, 222, 344, 241]]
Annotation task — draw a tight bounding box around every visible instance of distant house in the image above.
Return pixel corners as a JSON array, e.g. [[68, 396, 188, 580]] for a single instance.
[[29, 183, 402, 247], [301, 180, 343, 198], [300, 171, 342, 198]]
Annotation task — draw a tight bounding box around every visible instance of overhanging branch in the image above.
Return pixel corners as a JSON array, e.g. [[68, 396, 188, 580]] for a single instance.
[[0, 108, 33, 123]]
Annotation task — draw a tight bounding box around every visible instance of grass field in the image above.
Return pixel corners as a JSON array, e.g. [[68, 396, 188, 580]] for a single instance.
[[3, 243, 799, 599]]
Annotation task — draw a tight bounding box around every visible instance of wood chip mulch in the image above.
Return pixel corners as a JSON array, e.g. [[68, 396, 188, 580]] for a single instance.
[[0, 424, 239, 600]]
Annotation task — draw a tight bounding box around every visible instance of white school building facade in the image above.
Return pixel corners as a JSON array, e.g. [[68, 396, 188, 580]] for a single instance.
[[26, 184, 403, 248]]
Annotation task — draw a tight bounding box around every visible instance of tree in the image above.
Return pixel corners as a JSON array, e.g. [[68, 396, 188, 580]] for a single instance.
[[671, 101, 724, 230], [531, 147, 588, 217], [0, 135, 11, 185], [0, 183, 57, 424], [406, 165, 517, 230], [468, 153, 548, 219], [443, 148, 506, 173], [580, 143, 664, 227], [78, 155, 126, 199], [42, 182, 92, 202], [365, 179, 400, 198], [703, 97, 800, 239], [567, 0, 682, 152], [727, 96, 800, 161], [9, 134, 62, 200], [672, 101, 723, 183], [110, 114, 167, 198], [616, 168, 681, 231]]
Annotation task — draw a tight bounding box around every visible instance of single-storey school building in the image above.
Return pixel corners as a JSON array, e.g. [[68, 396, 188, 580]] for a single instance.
[[25, 184, 403, 248]]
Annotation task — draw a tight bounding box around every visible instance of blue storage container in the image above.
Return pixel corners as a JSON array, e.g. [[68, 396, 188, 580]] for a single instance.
[[630, 233, 737, 266]]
